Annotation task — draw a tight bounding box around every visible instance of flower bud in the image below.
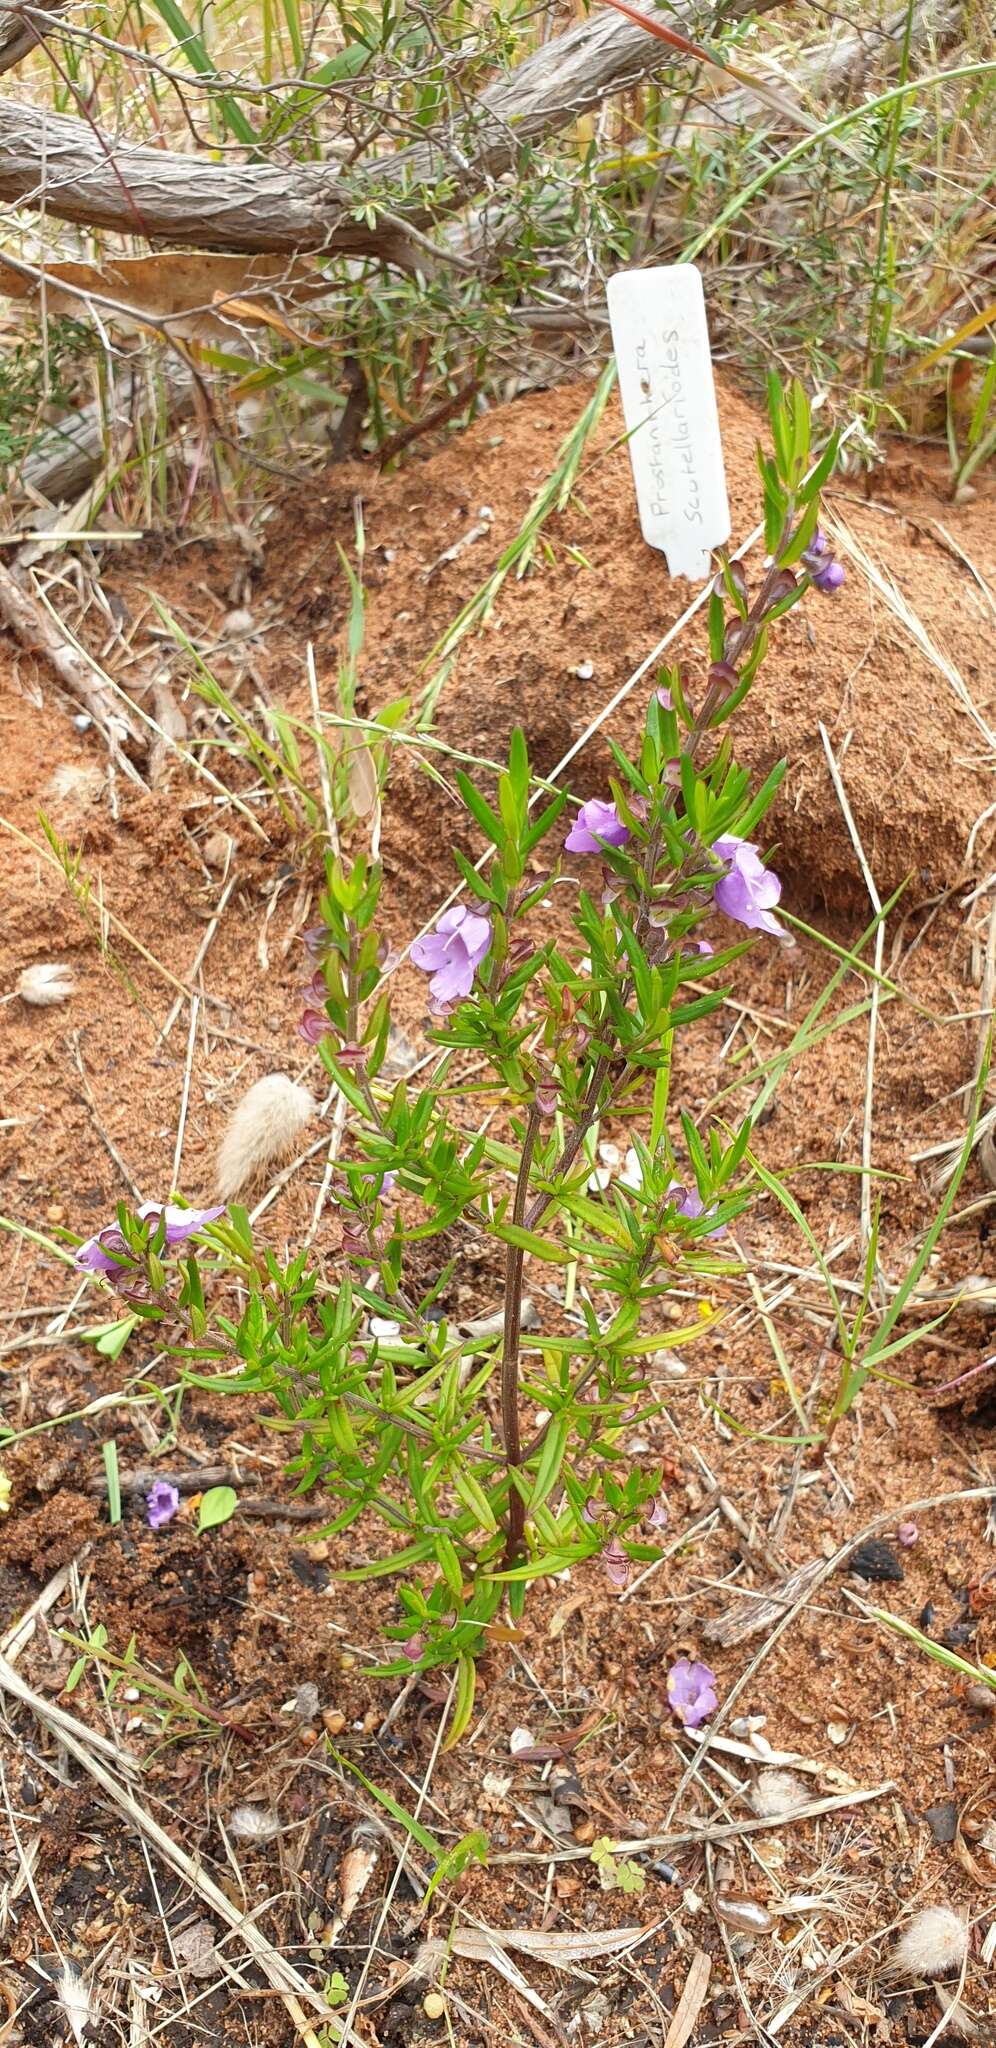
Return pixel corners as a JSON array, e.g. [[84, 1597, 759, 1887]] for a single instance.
[[297, 1009, 330, 1044]]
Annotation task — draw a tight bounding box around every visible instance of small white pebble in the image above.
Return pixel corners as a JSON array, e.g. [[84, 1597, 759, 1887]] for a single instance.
[[369, 1316, 401, 1339], [17, 963, 75, 1007], [892, 1906, 968, 1980], [573, 660, 594, 681], [509, 1726, 535, 1755]]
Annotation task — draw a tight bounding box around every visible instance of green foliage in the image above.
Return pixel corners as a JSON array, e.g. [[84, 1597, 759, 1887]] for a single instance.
[[71, 388, 852, 1714]]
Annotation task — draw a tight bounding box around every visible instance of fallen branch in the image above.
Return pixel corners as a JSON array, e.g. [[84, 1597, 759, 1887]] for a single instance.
[[0, 557, 144, 767], [0, 0, 778, 253]]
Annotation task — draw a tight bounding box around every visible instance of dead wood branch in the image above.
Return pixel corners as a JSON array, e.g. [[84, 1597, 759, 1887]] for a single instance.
[[0, 0, 66, 75], [0, 0, 779, 253], [0, 557, 145, 766]]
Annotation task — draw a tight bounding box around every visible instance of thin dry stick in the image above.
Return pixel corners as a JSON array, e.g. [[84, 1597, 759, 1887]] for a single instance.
[[819, 721, 883, 1262], [0, 556, 143, 770], [663, 1484, 996, 1834], [159, 872, 238, 1042], [171, 991, 200, 1191], [0, 1659, 336, 2044], [340, 1675, 456, 2041], [71, 1033, 144, 1201]]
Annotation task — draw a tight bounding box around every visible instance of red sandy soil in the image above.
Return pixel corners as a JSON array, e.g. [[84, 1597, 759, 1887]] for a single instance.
[[1, 375, 996, 2046]]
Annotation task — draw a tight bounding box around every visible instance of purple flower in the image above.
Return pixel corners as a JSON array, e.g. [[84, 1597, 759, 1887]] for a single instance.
[[645, 1496, 669, 1532], [803, 530, 845, 594], [364, 1168, 396, 1198], [565, 798, 630, 855], [146, 1479, 180, 1530], [695, 938, 714, 957], [897, 1520, 919, 1548], [602, 1537, 631, 1590], [411, 906, 492, 1006], [75, 1225, 131, 1275], [711, 835, 784, 938], [582, 1497, 602, 1526], [75, 1203, 224, 1275], [667, 1657, 718, 1728], [302, 925, 332, 957], [297, 1008, 331, 1044], [655, 685, 674, 710], [401, 1632, 424, 1661], [137, 1202, 225, 1246], [666, 1181, 724, 1238]]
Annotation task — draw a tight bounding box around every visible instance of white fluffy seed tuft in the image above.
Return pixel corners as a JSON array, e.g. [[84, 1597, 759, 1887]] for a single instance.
[[17, 962, 76, 1007], [892, 1906, 968, 1980], [216, 1073, 316, 1199], [749, 1768, 809, 1818]]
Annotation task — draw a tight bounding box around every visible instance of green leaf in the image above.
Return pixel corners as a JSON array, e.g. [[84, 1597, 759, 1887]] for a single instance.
[[198, 1485, 238, 1532], [492, 1222, 574, 1265], [102, 1440, 121, 1526]]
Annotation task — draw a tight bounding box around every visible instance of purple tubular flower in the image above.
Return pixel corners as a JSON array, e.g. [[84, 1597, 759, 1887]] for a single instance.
[[410, 905, 492, 1006], [803, 530, 845, 594], [645, 1496, 669, 1532], [667, 1657, 718, 1728], [137, 1202, 225, 1246], [711, 835, 784, 938], [297, 1008, 331, 1044], [146, 1479, 180, 1530], [302, 924, 332, 957], [666, 1181, 724, 1238], [564, 798, 630, 855], [695, 938, 714, 957], [75, 1225, 129, 1274], [602, 1537, 631, 1590], [812, 556, 845, 593], [401, 1632, 424, 1661]]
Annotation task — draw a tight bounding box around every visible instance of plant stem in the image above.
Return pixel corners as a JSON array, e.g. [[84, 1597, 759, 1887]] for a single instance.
[[501, 1103, 541, 1563]]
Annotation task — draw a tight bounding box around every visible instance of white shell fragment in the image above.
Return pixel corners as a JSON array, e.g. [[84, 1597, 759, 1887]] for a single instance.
[[217, 1073, 316, 1199], [17, 962, 76, 1007]]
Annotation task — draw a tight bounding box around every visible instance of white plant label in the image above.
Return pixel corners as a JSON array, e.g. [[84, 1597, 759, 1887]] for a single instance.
[[607, 265, 730, 581]]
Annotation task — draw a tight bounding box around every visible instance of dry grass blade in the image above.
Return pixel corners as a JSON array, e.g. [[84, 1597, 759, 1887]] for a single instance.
[[703, 1557, 825, 1648], [0, 1658, 336, 2043], [664, 1948, 712, 2048], [453, 1924, 654, 1967], [0, 558, 144, 771]]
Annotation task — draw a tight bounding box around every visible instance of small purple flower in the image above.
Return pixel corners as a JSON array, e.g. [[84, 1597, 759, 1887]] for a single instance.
[[666, 1182, 724, 1238], [75, 1225, 130, 1275], [302, 925, 332, 957], [401, 1632, 424, 1661], [655, 685, 674, 710], [297, 1008, 331, 1044], [897, 1520, 919, 1548], [582, 1497, 602, 1526], [146, 1479, 180, 1530], [711, 835, 784, 938], [364, 1168, 396, 1198], [695, 938, 714, 957], [602, 1537, 631, 1590], [411, 906, 492, 1007], [803, 530, 845, 594], [565, 798, 630, 855], [300, 972, 327, 1004], [667, 1657, 718, 1729], [645, 1496, 669, 1532], [137, 1202, 225, 1246]]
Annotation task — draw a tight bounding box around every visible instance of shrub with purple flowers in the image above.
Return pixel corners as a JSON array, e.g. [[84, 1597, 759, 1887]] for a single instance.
[[73, 381, 842, 1736]]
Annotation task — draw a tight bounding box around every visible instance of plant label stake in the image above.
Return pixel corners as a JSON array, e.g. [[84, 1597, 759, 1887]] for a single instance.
[[607, 265, 730, 580]]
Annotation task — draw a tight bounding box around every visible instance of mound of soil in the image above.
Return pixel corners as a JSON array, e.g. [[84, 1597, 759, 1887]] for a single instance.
[[2, 375, 996, 2047]]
